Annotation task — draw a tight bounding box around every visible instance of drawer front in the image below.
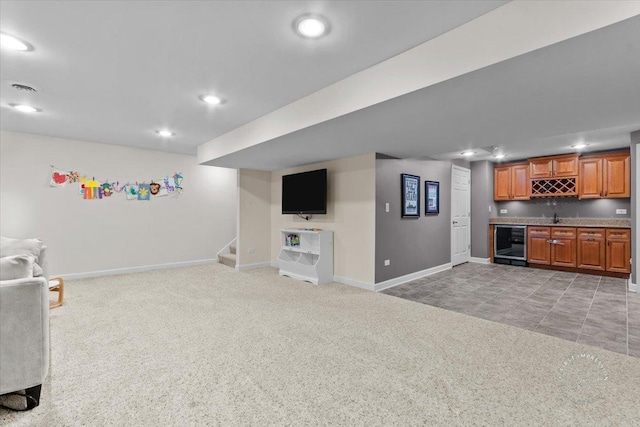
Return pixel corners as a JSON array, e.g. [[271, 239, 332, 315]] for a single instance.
[[606, 229, 630, 240], [551, 227, 576, 238], [577, 228, 605, 240], [529, 227, 550, 236]]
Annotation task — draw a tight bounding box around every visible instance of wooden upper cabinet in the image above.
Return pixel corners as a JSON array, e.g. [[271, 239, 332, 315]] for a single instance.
[[578, 152, 630, 199], [529, 154, 578, 178], [497, 150, 629, 201], [493, 163, 529, 201], [578, 157, 603, 199], [603, 153, 630, 198], [511, 164, 530, 200], [494, 166, 511, 201], [529, 158, 553, 179], [552, 155, 579, 177]]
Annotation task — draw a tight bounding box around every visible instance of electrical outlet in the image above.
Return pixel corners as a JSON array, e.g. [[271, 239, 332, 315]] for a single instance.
[[248, 248, 256, 254], [488, 205, 492, 213], [616, 209, 627, 215], [385, 203, 390, 213], [384, 259, 390, 266], [500, 209, 508, 214]]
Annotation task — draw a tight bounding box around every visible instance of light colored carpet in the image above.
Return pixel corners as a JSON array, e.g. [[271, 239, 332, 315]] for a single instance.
[[1, 264, 639, 425]]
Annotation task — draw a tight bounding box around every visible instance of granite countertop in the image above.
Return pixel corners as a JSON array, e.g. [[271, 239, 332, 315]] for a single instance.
[[489, 217, 631, 228]]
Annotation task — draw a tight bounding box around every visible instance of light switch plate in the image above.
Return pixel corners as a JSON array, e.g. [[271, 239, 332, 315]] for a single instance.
[[616, 209, 627, 215], [488, 205, 492, 213], [500, 209, 508, 214], [384, 260, 390, 266], [385, 203, 390, 213]]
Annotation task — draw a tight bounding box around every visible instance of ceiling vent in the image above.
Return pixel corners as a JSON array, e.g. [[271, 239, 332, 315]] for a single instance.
[[11, 83, 37, 93]]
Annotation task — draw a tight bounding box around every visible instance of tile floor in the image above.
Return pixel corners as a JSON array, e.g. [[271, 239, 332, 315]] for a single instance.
[[382, 263, 640, 358]]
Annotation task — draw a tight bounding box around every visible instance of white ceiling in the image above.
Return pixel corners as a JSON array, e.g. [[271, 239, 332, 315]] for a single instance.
[[0, 0, 506, 154], [203, 14, 640, 170]]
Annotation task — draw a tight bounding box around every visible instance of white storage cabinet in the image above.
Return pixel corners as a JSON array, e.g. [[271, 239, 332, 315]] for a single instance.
[[278, 229, 333, 284]]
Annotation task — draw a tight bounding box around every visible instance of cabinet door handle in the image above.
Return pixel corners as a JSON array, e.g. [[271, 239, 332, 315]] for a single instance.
[[604, 190, 608, 197]]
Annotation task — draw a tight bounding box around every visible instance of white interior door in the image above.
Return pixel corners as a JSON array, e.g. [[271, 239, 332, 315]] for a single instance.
[[451, 165, 471, 266]]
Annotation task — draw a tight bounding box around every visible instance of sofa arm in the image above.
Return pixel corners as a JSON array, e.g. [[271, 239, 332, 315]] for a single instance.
[[38, 246, 49, 279], [0, 277, 50, 395]]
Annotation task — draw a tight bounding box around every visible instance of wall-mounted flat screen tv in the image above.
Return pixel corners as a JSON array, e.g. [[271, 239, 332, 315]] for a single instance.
[[282, 169, 327, 214]]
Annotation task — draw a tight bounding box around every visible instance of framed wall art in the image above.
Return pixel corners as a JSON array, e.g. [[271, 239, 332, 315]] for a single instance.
[[401, 173, 420, 218], [425, 181, 440, 215]]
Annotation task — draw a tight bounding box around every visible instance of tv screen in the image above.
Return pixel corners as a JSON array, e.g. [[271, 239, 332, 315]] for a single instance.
[[282, 169, 327, 214]]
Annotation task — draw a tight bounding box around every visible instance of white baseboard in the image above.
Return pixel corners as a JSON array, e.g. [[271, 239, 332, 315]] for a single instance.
[[270, 261, 451, 293], [333, 275, 376, 291], [374, 263, 452, 292], [59, 259, 217, 281], [469, 257, 491, 264], [629, 278, 637, 293], [236, 262, 272, 271]]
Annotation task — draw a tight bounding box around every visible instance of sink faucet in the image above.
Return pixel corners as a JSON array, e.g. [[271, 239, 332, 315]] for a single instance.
[[553, 212, 560, 224]]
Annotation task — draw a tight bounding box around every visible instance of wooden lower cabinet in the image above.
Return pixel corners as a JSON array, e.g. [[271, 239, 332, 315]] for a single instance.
[[528, 227, 551, 265], [523, 226, 630, 275], [577, 228, 605, 271], [550, 228, 576, 267], [606, 229, 631, 273]]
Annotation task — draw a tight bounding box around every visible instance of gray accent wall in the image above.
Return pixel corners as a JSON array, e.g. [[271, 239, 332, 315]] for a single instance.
[[470, 161, 497, 259], [495, 198, 631, 219], [375, 156, 458, 283]]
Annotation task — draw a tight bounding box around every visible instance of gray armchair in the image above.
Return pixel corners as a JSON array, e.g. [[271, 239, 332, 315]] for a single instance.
[[0, 246, 50, 410]]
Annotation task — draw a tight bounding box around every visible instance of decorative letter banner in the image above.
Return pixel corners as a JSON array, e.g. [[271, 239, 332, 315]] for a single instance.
[[49, 166, 184, 201], [138, 184, 150, 201], [50, 169, 68, 187]]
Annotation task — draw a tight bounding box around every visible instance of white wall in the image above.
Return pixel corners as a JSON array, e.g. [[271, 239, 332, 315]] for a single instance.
[[0, 131, 237, 277], [270, 153, 376, 286], [237, 169, 272, 267]]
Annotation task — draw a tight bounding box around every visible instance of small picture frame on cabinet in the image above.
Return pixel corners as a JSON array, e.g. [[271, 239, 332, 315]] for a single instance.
[[425, 181, 439, 215]]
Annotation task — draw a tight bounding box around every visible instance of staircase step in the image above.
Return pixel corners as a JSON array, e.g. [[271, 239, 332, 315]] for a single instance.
[[229, 243, 237, 255], [218, 253, 236, 268]]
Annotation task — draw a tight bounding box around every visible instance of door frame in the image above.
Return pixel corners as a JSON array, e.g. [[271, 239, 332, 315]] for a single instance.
[[451, 165, 471, 266]]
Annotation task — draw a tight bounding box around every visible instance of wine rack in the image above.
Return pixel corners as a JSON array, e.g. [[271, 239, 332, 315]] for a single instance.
[[530, 178, 577, 197]]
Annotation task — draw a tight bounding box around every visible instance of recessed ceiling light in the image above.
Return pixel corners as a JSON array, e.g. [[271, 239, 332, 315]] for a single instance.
[[494, 153, 506, 159], [10, 104, 39, 113], [461, 151, 475, 157], [156, 129, 174, 137], [200, 95, 222, 105], [0, 32, 32, 51], [293, 14, 330, 39], [572, 143, 588, 149]]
